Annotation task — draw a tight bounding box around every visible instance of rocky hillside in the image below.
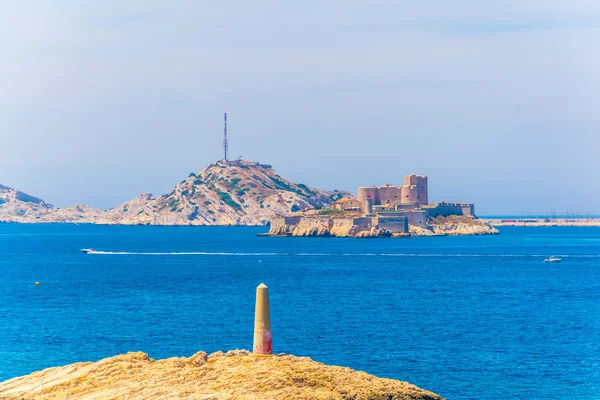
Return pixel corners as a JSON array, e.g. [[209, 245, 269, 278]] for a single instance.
[[0, 161, 347, 225], [0, 184, 101, 223], [97, 160, 347, 226], [0, 350, 443, 400]]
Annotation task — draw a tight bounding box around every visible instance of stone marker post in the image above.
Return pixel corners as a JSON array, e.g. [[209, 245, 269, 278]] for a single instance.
[[253, 283, 272, 355]]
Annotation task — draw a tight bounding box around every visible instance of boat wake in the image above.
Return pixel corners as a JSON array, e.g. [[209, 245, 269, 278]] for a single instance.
[[85, 251, 600, 258]]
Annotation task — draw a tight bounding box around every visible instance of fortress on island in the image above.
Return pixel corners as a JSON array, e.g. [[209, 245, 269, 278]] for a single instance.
[[270, 173, 482, 237]]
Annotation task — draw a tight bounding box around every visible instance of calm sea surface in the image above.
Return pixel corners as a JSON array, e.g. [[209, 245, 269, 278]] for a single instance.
[[0, 224, 598, 399]]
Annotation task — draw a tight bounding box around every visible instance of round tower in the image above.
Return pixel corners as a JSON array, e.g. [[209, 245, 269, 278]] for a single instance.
[[358, 187, 378, 205], [402, 186, 420, 205], [402, 174, 428, 205], [364, 195, 373, 214]]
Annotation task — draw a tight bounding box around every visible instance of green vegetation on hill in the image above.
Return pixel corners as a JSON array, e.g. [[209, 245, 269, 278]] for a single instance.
[[216, 190, 241, 210]]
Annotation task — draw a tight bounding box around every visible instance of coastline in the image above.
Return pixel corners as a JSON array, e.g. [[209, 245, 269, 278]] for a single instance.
[[267, 214, 498, 238], [485, 218, 600, 227]]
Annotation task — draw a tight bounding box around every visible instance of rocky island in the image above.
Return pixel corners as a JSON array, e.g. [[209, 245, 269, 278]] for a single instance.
[[0, 162, 497, 237], [0, 184, 102, 223], [267, 174, 498, 238], [0, 350, 443, 400], [0, 161, 347, 226]]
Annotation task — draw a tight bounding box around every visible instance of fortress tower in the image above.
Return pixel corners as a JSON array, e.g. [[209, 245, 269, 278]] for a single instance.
[[403, 174, 428, 205], [357, 174, 428, 208]]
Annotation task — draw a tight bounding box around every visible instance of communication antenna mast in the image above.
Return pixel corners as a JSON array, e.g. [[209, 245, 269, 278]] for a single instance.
[[223, 113, 229, 162]]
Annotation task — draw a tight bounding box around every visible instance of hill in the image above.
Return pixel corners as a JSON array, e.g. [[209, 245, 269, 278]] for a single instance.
[[0, 350, 443, 400], [0, 184, 101, 223], [0, 161, 347, 225], [96, 160, 347, 225]]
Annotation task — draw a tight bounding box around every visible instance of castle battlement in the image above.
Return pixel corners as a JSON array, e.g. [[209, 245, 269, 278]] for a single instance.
[[358, 174, 428, 207]]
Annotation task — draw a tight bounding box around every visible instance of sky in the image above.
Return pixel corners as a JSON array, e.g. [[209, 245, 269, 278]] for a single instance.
[[1, 1, 599, 215]]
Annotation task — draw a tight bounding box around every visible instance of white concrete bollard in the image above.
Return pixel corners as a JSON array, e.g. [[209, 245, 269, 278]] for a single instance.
[[253, 283, 272, 355]]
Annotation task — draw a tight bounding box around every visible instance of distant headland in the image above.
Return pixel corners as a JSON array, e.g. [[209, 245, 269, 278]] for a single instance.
[[0, 160, 348, 225]]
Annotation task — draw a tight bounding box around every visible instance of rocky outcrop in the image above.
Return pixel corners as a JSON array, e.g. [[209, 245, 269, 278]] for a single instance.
[[95, 161, 346, 226], [269, 214, 497, 238], [424, 216, 499, 236], [0, 185, 101, 223], [0, 350, 443, 400], [0, 161, 348, 225], [269, 216, 397, 238]]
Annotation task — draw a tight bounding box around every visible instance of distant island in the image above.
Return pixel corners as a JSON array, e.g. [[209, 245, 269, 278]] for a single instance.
[[266, 174, 498, 238], [0, 160, 347, 225], [2, 160, 594, 234]]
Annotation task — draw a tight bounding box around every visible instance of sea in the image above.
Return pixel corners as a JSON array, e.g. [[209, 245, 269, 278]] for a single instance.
[[0, 224, 598, 399]]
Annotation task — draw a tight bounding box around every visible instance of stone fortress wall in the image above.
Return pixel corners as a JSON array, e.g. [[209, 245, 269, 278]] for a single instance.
[[421, 202, 474, 218], [357, 174, 428, 207], [357, 174, 473, 219], [270, 215, 409, 236], [270, 173, 476, 237]]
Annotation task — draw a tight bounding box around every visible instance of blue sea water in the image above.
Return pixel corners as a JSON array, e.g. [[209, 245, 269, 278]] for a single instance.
[[0, 224, 599, 399]]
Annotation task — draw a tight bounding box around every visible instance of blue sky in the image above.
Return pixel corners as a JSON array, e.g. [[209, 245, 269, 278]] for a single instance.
[[1, 1, 599, 214]]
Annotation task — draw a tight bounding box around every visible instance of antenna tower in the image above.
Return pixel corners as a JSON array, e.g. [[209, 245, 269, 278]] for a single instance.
[[223, 113, 228, 162]]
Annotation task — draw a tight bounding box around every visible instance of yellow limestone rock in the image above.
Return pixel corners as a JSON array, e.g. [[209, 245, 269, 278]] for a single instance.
[[0, 350, 444, 400]]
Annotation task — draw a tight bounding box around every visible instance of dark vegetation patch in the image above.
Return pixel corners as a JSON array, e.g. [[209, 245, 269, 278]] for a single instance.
[[216, 190, 241, 210], [318, 208, 343, 216], [297, 183, 315, 196], [15, 192, 43, 204], [188, 207, 199, 220], [168, 199, 180, 212], [268, 176, 304, 195]]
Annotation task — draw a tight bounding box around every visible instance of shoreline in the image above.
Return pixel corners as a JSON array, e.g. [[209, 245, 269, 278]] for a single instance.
[[485, 218, 600, 227]]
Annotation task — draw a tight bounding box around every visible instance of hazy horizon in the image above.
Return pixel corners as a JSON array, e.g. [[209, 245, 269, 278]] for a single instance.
[[2, 1, 599, 214]]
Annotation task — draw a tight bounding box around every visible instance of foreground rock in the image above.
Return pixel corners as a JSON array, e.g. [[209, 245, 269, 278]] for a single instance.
[[0, 350, 443, 400]]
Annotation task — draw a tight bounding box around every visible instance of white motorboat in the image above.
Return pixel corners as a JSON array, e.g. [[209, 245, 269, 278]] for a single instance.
[[81, 248, 97, 254], [544, 256, 562, 263]]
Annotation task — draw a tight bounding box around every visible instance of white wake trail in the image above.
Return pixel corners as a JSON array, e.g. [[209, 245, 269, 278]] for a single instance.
[[87, 251, 600, 258]]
